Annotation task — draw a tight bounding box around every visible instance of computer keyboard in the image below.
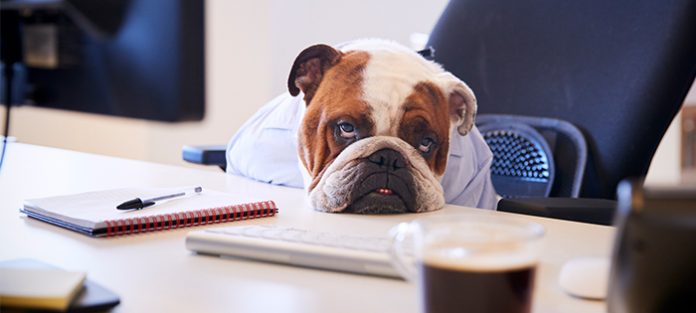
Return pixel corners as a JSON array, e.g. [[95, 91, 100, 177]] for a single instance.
[[185, 225, 406, 278]]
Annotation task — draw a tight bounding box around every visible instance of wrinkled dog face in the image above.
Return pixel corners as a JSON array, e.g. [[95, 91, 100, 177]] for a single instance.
[[288, 40, 477, 214]]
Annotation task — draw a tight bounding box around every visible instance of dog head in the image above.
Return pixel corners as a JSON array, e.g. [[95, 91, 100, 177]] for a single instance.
[[289, 39, 477, 214]]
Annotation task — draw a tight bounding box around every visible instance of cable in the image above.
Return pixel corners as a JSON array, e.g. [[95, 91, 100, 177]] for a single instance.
[[1, 10, 21, 174], [1, 41, 16, 174], [0, 63, 12, 173]]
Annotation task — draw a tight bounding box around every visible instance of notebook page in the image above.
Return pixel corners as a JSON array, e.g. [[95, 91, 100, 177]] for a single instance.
[[23, 187, 266, 229]]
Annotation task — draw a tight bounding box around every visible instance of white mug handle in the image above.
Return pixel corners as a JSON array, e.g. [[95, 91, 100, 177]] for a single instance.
[[388, 222, 418, 281]]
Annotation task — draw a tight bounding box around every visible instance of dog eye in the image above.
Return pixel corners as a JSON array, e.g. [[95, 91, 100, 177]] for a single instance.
[[338, 122, 356, 139], [418, 137, 435, 154]]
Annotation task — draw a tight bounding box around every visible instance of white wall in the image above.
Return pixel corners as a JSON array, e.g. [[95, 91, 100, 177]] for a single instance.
[[645, 112, 681, 185], [644, 82, 696, 185], [264, 0, 448, 95], [0, 0, 690, 185]]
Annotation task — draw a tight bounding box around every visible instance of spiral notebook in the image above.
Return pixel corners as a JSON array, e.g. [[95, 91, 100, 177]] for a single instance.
[[20, 187, 277, 238]]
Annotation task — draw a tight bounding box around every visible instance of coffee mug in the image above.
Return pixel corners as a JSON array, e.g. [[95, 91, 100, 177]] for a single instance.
[[390, 213, 545, 313]]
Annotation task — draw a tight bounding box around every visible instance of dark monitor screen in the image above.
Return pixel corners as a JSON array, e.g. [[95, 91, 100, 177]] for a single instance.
[[0, 0, 205, 122]]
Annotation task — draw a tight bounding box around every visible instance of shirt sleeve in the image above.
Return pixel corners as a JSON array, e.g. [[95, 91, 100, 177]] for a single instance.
[[441, 126, 499, 210], [226, 93, 305, 188]]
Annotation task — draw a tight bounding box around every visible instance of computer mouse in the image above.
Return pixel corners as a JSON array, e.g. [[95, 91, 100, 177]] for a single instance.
[[558, 257, 609, 300]]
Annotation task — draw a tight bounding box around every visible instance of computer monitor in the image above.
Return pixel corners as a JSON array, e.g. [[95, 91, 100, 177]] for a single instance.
[[0, 0, 205, 122]]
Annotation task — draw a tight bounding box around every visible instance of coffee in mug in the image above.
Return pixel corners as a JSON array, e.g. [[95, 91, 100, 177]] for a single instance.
[[390, 213, 544, 313]]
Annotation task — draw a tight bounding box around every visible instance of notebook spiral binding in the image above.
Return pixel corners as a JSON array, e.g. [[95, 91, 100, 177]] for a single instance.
[[103, 201, 277, 237]]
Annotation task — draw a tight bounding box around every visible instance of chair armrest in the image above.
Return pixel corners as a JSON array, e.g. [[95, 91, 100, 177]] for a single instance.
[[497, 197, 617, 225], [182, 145, 227, 171]]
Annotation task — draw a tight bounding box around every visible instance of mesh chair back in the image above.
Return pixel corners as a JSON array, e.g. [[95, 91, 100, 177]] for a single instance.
[[477, 114, 587, 198]]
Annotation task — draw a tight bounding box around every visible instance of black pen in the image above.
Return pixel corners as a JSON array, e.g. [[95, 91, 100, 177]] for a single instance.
[[116, 186, 203, 210]]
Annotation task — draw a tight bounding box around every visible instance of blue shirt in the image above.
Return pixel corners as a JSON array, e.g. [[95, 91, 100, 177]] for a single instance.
[[226, 93, 499, 210]]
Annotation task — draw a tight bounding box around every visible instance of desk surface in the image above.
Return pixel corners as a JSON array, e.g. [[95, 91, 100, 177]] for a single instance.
[[0, 143, 613, 313]]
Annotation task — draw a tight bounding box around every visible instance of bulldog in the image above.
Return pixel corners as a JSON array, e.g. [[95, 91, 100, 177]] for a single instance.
[[287, 40, 478, 214]]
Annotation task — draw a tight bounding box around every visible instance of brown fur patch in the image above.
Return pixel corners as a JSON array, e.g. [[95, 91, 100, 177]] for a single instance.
[[398, 82, 451, 176], [298, 51, 373, 190]]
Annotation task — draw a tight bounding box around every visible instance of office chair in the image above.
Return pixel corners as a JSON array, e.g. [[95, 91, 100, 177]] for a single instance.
[[428, 0, 696, 197], [474, 113, 616, 225]]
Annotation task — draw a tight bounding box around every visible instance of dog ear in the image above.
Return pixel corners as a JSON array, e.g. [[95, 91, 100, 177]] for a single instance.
[[439, 72, 477, 136], [287, 44, 342, 104]]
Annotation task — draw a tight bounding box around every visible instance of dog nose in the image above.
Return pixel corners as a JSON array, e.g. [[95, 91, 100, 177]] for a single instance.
[[367, 148, 406, 171]]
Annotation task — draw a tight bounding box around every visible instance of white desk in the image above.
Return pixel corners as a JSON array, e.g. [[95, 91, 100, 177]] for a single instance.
[[0, 143, 613, 313]]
